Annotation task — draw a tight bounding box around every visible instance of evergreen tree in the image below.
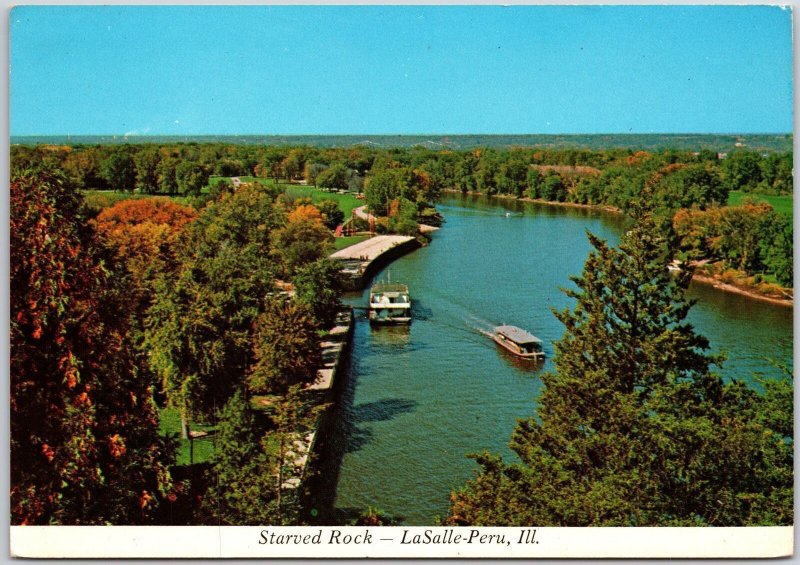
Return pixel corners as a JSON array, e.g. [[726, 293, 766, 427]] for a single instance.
[[446, 201, 792, 526], [201, 391, 279, 525], [202, 387, 326, 525]]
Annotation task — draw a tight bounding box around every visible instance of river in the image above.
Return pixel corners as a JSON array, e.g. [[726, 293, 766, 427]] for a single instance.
[[318, 194, 793, 525]]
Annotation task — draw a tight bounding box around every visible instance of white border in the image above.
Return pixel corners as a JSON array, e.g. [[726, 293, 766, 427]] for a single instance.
[[9, 525, 795, 558]]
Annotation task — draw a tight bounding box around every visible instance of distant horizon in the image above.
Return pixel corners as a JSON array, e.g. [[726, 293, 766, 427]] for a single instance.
[[11, 132, 792, 153], [11, 132, 794, 137]]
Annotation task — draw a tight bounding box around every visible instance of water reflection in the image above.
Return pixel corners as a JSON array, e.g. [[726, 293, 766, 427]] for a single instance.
[[369, 325, 411, 348]]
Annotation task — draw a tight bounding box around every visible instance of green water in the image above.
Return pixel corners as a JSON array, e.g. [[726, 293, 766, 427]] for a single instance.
[[321, 195, 793, 525]]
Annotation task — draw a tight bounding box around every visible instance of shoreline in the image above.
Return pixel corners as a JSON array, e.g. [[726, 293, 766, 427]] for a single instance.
[[442, 189, 793, 307], [690, 273, 793, 308], [442, 188, 623, 214]]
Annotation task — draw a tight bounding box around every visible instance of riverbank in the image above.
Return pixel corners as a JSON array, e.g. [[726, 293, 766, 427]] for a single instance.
[[331, 235, 422, 290], [443, 190, 793, 307], [691, 273, 793, 308], [442, 188, 623, 214]]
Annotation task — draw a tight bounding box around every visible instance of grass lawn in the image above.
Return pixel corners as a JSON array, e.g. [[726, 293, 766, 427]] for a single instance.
[[728, 190, 793, 216], [209, 176, 363, 218], [159, 407, 217, 466], [283, 185, 363, 219], [83, 190, 194, 210], [333, 235, 370, 251]]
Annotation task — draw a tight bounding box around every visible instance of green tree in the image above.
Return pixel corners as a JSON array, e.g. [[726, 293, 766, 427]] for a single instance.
[[202, 391, 279, 524], [293, 259, 342, 328], [447, 202, 792, 526], [654, 163, 726, 211], [526, 168, 543, 199], [134, 147, 161, 194], [175, 161, 210, 196], [304, 162, 327, 187], [146, 184, 282, 436], [100, 149, 137, 191], [759, 213, 793, 287], [723, 151, 762, 192], [316, 163, 349, 191], [317, 199, 345, 230], [541, 172, 565, 201], [248, 298, 321, 394], [271, 214, 334, 277], [364, 169, 398, 216], [156, 156, 179, 194]]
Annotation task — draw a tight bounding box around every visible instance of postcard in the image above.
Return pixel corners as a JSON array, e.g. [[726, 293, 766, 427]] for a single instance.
[[8, 4, 794, 559]]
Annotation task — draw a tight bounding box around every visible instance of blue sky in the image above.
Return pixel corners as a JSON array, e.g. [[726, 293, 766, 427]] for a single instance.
[[10, 5, 793, 135]]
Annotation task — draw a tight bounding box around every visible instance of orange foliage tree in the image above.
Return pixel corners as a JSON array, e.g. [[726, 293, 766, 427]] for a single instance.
[[287, 203, 324, 225], [11, 169, 173, 524], [95, 198, 198, 377]]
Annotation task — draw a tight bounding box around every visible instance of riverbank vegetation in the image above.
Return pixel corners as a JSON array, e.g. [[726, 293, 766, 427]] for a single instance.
[[10, 140, 792, 525], [446, 200, 793, 526], [11, 161, 344, 524]]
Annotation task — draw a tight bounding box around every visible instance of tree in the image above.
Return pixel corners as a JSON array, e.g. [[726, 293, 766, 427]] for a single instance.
[[95, 198, 197, 387], [11, 168, 173, 524], [201, 391, 279, 524], [62, 149, 104, 190], [175, 161, 210, 196], [293, 259, 342, 328], [387, 197, 420, 236], [271, 213, 334, 277], [723, 151, 762, 192], [282, 150, 305, 182], [304, 162, 327, 187], [100, 149, 136, 191], [759, 213, 793, 287], [654, 163, 726, 211], [156, 156, 179, 194], [134, 147, 161, 194], [209, 178, 234, 200], [317, 199, 345, 230], [146, 184, 282, 436], [446, 201, 792, 526], [316, 163, 349, 191], [248, 299, 321, 394], [526, 168, 543, 199], [541, 172, 566, 201], [202, 385, 325, 525]]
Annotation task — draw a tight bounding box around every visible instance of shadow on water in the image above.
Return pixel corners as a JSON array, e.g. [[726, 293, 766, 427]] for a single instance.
[[351, 398, 417, 426], [305, 344, 417, 525]]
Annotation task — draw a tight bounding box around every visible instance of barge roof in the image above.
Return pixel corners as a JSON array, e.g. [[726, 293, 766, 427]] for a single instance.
[[495, 325, 542, 345]]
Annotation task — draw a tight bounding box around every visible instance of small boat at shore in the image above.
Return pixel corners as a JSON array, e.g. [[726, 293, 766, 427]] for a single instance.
[[368, 278, 412, 325], [486, 325, 545, 359]]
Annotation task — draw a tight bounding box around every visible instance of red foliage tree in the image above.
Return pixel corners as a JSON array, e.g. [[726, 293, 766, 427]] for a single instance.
[[10, 169, 173, 524]]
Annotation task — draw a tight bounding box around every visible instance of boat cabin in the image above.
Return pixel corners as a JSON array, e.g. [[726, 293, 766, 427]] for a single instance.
[[369, 281, 412, 324], [492, 325, 544, 358]]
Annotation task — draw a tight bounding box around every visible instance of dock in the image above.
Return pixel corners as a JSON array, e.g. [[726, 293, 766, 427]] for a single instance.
[[331, 235, 420, 290]]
